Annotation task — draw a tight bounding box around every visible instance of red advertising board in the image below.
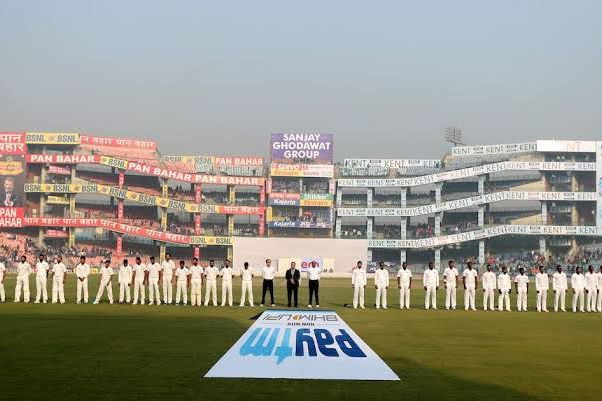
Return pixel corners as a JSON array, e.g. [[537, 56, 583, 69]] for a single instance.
[[0, 132, 26, 155], [80, 135, 157, 150], [0, 207, 24, 227]]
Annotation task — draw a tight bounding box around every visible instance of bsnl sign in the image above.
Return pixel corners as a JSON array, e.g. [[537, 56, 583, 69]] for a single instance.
[[205, 310, 399, 380]]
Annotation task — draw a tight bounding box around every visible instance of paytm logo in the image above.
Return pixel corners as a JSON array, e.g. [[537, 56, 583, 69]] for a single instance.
[[239, 328, 366, 365]]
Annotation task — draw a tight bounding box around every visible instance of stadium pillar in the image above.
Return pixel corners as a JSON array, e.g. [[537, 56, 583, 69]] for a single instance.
[[434, 248, 441, 271], [228, 185, 235, 204], [539, 238, 547, 259], [367, 188, 373, 208], [38, 227, 44, 247], [435, 183, 442, 204], [400, 249, 406, 264], [478, 174, 487, 195], [400, 188, 407, 208], [227, 245, 233, 262], [336, 187, 342, 207], [159, 244, 166, 262], [435, 213, 442, 237], [479, 240, 485, 266], [478, 205, 485, 227], [367, 217, 373, 239], [401, 217, 407, 239], [335, 216, 341, 238], [571, 204, 579, 225], [541, 201, 548, 225], [116, 234, 123, 256], [228, 215, 234, 236]]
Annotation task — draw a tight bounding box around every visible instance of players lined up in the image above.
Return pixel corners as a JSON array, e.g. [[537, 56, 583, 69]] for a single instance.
[[350, 260, 602, 312], [2, 254, 323, 308]]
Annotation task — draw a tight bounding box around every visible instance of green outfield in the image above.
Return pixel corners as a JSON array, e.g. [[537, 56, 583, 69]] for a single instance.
[[0, 274, 600, 401]]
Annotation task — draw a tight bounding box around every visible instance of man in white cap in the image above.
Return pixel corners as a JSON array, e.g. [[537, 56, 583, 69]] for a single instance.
[[51, 256, 67, 304], [497, 266, 512, 311], [481, 264, 497, 311], [395, 261, 412, 309], [34, 253, 49, 303], [118, 259, 132, 304], [462, 261, 478, 311], [374, 261, 389, 309], [423, 261, 439, 310], [571, 266, 586, 313], [220, 259, 234, 307], [204, 259, 219, 306], [585, 265, 598, 313], [14, 255, 32, 303], [161, 253, 175, 305], [147, 256, 162, 305], [239, 261, 254, 307], [131, 256, 147, 305], [174, 260, 190, 305], [189, 257, 204, 307], [75, 256, 90, 304], [0, 259, 6, 302], [552, 264, 568, 312], [443, 260, 459, 310], [351, 261, 366, 309], [94, 259, 114, 304], [535, 265, 549, 312]]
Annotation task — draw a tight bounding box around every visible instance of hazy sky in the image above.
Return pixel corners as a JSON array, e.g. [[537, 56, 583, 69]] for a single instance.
[[1, 1, 601, 160]]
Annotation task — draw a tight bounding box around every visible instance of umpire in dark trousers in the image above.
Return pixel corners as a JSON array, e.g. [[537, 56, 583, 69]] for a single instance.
[[285, 261, 300, 308]]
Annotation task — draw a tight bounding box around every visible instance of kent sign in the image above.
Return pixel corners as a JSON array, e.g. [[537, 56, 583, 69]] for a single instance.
[[205, 310, 399, 380]]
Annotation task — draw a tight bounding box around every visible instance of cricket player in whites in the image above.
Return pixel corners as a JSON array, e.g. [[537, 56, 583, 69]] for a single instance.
[[597, 266, 602, 312], [571, 266, 585, 313], [220, 259, 234, 307], [0, 260, 5, 302], [147, 256, 162, 305], [423, 261, 439, 310], [204, 259, 219, 306], [463, 262, 478, 311], [374, 261, 389, 309], [443, 260, 459, 310], [497, 266, 512, 311], [14, 255, 32, 303], [118, 259, 132, 303], [351, 261, 367, 309], [239, 262, 254, 307], [161, 253, 175, 304], [395, 262, 412, 309], [132, 257, 148, 305], [535, 265, 549, 312], [35, 254, 49, 303], [189, 258, 204, 306], [481, 264, 497, 311], [75, 256, 90, 304], [585, 265, 598, 312], [94, 259, 114, 304], [515, 267, 529, 312], [552, 265, 567, 312], [51, 256, 67, 304], [174, 260, 190, 305]]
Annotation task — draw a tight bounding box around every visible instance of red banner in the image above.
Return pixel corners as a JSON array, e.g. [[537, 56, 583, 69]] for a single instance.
[[26, 154, 100, 164], [48, 165, 71, 175], [80, 135, 157, 150], [214, 156, 264, 167], [0, 132, 26, 155], [0, 207, 24, 227], [216, 205, 264, 215], [46, 229, 69, 238]]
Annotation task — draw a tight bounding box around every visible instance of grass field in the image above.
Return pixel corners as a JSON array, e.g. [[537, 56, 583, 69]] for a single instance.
[[0, 274, 600, 401]]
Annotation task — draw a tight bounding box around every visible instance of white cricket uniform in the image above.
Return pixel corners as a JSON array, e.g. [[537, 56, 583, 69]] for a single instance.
[[132, 263, 147, 305], [423, 269, 439, 310], [51, 263, 67, 304], [481, 271, 497, 311], [463, 268, 478, 311], [515, 274, 529, 311], [220, 267, 234, 306], [552, 271, 568, 312], [535, 272, 549, 312], [597, 272, 602, 312], [0, 263, 6, 302], [118, 264, 132, 303], [374, 268, 389, 309], [351, 268, 367, 308], [161, 260, 175, 304], [35, 260, 50, 303], [204, 266, 219, 306], [190, 265, 204, 306], [497, 273, 512, 311], [240, 267, 254, 306], [443, 267, 459, 310], [395, 267, 412, 309], [585, 272, 598, 312], [15, 262, 32, 302], [74, 263, 90, 303], [175, 267, 189, 304], [95, 266, 114, 303], [571, 273, 586, 312], [147, 262, 162, 305]]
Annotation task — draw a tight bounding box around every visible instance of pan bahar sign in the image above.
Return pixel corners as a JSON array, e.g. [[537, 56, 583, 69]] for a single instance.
[[271, 133, 333, 162], [205, 309, 399, 380]]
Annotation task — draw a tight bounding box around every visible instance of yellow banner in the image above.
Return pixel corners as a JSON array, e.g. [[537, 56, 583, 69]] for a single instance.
[[266, 207, 273, 222], [300, 199, 333, 207], [0, 160, 24, 175], [26, 132, 80, 145], [189, 236, 232, 246], [47, 195, 70, 205], [99, 155, 129, 170]]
